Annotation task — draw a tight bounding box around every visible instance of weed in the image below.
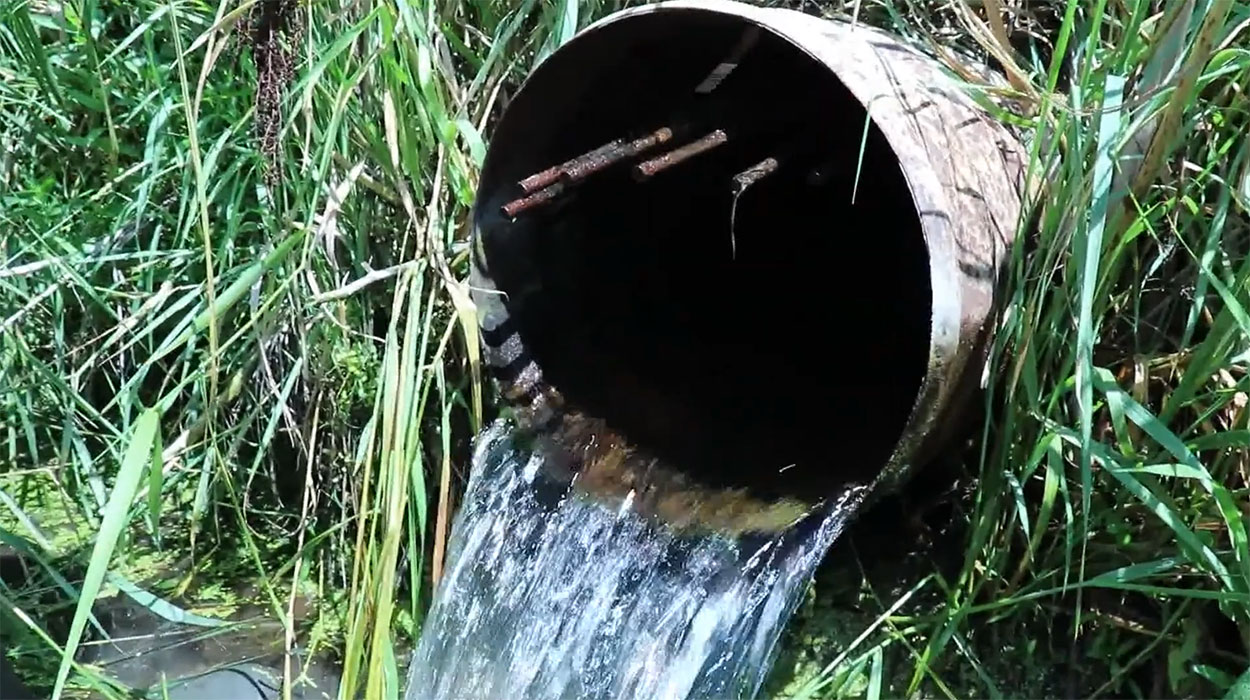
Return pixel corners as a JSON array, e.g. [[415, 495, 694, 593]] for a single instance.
[[1, 0, 1248, 698]]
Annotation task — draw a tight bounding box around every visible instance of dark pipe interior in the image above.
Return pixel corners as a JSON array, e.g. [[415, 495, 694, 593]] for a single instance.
[[475, 11, 931, 504]]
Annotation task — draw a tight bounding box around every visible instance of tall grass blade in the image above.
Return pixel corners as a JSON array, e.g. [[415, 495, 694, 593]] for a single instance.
[[51, 407, 160, 699], [1072, 70, 1126, 624]]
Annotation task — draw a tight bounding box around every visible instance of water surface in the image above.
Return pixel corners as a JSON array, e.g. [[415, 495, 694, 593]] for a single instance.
[[405, 420, 866, 700]]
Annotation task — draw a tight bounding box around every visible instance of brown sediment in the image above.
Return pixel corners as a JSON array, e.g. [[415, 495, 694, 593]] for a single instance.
[[542, 411, 810, 536]]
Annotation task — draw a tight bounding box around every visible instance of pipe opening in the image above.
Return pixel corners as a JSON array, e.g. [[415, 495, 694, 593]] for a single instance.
[[475, 10, 932, 506]]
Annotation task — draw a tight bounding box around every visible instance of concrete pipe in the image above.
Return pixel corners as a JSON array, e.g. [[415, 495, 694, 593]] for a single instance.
[[469, 0, 1025, 535]]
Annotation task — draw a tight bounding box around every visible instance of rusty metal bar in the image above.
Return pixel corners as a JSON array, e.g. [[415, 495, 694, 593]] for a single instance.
[[632, 130, 729, 180], [732, 157, 779, 194], [561, 127, 675, 183], [501, 183, 564, 218], [518, 140, 624, 194], [505, 127, 678, 217]]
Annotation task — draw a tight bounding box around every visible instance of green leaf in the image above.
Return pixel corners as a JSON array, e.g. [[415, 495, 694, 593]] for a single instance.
[[1072, 70, 1126, 625], [147, 416, 164, 544], [1094, 374, 1250, 598], [1222, 664, 1250, 700], [107, 573, 228, 628], [52, 407, 161, 700], [867, 646, 884, 700], [454, 119, 487, 168]]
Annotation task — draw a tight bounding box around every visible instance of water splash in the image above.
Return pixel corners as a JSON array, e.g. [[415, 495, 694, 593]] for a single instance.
[[405, 420, 867, 700]]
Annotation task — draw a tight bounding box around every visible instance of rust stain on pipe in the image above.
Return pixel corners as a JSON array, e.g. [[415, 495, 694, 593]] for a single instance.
[[633, 130, 729, 180], [561, 127, 676, 183], [518, 140, 624, 193], [732, 157, 779, 194], [501, 183, 564, 218]]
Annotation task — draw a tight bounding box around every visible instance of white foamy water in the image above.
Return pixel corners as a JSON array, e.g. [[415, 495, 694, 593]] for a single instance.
[[404, 420, 866, 700]]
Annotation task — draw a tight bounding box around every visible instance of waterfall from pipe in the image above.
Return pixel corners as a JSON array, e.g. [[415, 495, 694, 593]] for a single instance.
[[403, 420, 867, 700]]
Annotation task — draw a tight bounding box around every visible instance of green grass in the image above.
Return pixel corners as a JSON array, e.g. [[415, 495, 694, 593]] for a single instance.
[[1, 0, 1249, 698]]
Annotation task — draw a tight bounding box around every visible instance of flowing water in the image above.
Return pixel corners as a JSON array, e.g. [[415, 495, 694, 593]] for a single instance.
[[404, 420, 868, 700]]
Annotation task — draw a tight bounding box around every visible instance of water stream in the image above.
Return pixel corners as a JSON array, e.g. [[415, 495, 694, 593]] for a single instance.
[[404, 420, 868, 700]]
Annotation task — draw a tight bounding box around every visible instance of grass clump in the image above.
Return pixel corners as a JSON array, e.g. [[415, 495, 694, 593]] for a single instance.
[[768, 0, 1250, 697], [1, 0, 1249, 698], [0, 0, 546, 694]]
